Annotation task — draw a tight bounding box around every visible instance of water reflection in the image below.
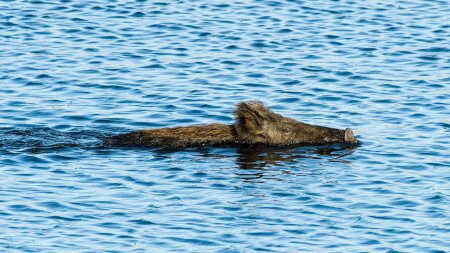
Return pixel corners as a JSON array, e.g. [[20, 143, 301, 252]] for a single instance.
[[153, 143, 358, 170], [233, 145, 358, 181], [236, 144, 357, 170]]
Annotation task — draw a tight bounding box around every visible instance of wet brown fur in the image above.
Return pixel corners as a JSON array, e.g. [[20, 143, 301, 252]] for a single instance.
[[106, 101, 357, 148]]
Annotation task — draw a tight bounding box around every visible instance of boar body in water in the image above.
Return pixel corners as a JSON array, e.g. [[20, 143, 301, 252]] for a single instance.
[[106, 101, 358, 148]]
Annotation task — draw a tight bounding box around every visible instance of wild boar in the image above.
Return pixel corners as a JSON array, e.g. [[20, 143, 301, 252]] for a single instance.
[[105, 101, 358, 148]]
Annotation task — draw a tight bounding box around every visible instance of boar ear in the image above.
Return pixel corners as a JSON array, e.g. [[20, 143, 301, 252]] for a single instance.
[[233, 101, 269, 138]]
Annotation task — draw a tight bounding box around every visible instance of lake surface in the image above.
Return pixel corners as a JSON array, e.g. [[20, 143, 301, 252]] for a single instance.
[[1, 0, 449, 252]]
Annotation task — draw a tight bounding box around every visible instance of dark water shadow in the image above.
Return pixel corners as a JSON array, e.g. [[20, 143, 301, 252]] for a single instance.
[[152, 142, 359, 182], [189, 144, 359, 182], [234, 144, 357, 170]]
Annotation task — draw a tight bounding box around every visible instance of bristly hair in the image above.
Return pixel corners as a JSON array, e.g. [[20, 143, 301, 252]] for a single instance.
[[233, 101, 281, 142]]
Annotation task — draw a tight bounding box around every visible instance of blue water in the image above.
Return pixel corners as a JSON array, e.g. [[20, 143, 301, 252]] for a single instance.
[[1, 0, 449, 252]]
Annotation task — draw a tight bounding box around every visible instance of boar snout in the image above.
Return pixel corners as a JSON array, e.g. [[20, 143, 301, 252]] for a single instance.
[[344, 128, 357, 143]]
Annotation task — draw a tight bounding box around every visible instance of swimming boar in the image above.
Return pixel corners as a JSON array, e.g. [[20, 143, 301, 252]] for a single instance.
[[105, 101, 358, 148]]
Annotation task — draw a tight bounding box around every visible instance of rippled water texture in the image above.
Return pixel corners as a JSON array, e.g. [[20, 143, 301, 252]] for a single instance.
[[1, 0, 449, 252]]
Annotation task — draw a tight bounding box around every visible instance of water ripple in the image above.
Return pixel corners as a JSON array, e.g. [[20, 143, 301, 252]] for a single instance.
[[0, 0, 449, 252]]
